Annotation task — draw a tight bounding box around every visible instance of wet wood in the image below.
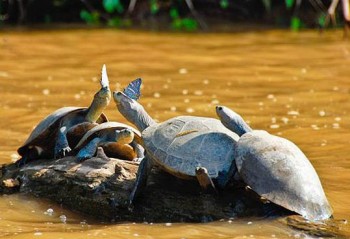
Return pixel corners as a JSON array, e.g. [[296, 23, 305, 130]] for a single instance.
[[0, 154, 345, 237]]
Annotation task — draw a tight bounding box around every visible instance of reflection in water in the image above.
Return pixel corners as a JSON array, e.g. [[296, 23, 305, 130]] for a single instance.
[[0, 29, 350, 238]]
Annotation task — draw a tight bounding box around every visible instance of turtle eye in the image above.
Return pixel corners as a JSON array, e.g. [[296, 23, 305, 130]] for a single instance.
[[217, 106, 223, 111], [117, 92, 122, 96]]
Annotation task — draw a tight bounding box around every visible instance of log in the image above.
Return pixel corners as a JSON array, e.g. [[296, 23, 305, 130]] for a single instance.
[[0, 153, 346, 237]]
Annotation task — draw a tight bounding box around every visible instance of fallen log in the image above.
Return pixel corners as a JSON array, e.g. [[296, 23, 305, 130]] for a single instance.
[[0, 152, 346, 237]]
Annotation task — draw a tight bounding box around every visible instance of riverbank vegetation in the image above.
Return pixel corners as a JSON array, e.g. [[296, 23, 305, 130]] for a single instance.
[[0, 0, 348, 31]]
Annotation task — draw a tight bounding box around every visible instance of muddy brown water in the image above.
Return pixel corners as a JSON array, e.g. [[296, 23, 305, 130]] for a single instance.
[[0, 29, 350, 238]]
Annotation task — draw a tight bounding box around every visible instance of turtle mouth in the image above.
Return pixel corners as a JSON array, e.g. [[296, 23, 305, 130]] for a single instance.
[[113, 91, 124, 103]]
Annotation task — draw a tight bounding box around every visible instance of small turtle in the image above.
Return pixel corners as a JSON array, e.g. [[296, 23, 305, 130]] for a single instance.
[[73, 122, 144, 162], [113, 89, 240, 203], [16, 65, 111, 166], [216, 105, 333, 221]]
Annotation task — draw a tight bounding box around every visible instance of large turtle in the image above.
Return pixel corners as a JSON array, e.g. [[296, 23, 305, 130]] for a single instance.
[[113, 90, 240, 203], [16, 65, 111, 166], [215, 105, 333, 221], [73, 122, 144, 162]]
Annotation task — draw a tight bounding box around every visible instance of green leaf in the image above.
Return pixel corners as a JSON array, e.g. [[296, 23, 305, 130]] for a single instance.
[[171, 18, 182, 29], [80, 10, 92, 23], [170, 8, 179, 19], [290, 16, 301, 31], [220, 0, 229, 9], [150, 2, 159, 14], [285, 0, 294, 9], [103, 0, 123, 13], [107, 17, 122, 27], [318, 14, 326, 27], [182, 18, 198, 31]]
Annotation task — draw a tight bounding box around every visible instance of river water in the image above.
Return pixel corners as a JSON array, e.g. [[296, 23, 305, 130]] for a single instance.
[[0, 29, 349, 238]]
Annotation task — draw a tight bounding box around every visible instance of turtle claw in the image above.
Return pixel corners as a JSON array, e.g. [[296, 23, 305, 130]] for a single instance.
[[55, 146, 71, 159]]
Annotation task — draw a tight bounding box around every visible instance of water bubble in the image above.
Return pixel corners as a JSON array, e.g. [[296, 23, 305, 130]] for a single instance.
[[179, 68, 188, 74], [319, 111, 326, 117], [335, 117, 341, 122], [333, 86, 339, 91], [74, 94, 81, 100], [186, 108, 195, 113], [281, 117, 289, 124], [194, 90, 203, 96], [47, 76, 53, 81], [59, 215, 67, 223], [311, 124, 320, 130], [146, 103, 152, 108], [163, 84, 169, 89], [165, 222, 172, 226], [92, 77, 98, 82], [267, 94, 275, 99], [133, 233, 139, 237], [271, 117, 276, 123], [44, 208, 54, 216], [170, 106, 177, 112], [153, 92, 161, 98], [211, 99, 219, 105], [247, 221, 253, 225], [34, 232, 42, 236], [182, 89, 189, 95], [301, 68, 307, 74], [332, 123, 340, 129], [42, 89, 50, 95], [258, 102, 264, 106], [0, 71, 9, 78], [270, 124, 280, 129], [287, 110, 299, 116], [203, 79, 209, 85], [184, 98, 190, 103]]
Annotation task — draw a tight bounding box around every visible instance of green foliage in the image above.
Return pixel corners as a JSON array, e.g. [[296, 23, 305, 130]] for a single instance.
[[290, 16, 301, 31], [103, 0, 124, 14], [150, 0, 159, 14], [220, 0, 229, 9], [285, 0, 294, 9], [169, 7, 198, 31], [318, 14, 326, 28], [169, 8, 179, 18], [80, 10, 100, 25]]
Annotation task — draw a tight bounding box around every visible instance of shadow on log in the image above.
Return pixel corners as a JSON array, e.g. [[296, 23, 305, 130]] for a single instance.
[[0, 154, 347, 237]]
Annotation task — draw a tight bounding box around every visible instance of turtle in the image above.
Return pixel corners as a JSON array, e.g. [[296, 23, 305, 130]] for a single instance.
[[73, 122, 144, 162], [215, 105, 333, 221], [113, 89, 240, 204], [16, 64, 111, 166]]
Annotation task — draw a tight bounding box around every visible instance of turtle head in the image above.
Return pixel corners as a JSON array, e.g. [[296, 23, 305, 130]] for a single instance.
[[113, 90, 155, 131], [86, 65, 111, 122], [115, 128, 134, 144], [216, 106, 252, 136]]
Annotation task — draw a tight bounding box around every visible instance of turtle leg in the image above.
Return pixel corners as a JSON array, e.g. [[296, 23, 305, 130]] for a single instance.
[[195, 167, 217, 193], [129, 156, 152, 206], [130, 141, 144, 162], [95, 146, 110, 161], [76, 137, 101, 162], [54, 126, 71, 159]]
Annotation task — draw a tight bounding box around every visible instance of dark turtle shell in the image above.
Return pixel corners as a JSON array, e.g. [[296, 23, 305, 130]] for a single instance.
[[235, 130, 333, 221], [17, 107, 108, 157]]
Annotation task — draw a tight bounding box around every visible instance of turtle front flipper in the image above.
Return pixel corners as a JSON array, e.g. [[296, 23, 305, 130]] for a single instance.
[[129, 156, 152, 206], [77, 138, 101, 162], [54, 126, 71, 159], [195, 167, 217, 193]]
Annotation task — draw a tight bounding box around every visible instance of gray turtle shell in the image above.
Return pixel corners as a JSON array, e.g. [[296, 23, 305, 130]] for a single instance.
[[142, 116, 239, 179], [235, 130, 333, 221], [75, 121, 141, 150], [18, 107, 108, 155]]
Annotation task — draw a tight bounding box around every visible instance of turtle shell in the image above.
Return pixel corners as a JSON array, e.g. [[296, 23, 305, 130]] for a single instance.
[[74, 121, 141, 150], [142, 116, 239, 179], [17, 107, 108, 156], [235, 130, 333, 221]]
